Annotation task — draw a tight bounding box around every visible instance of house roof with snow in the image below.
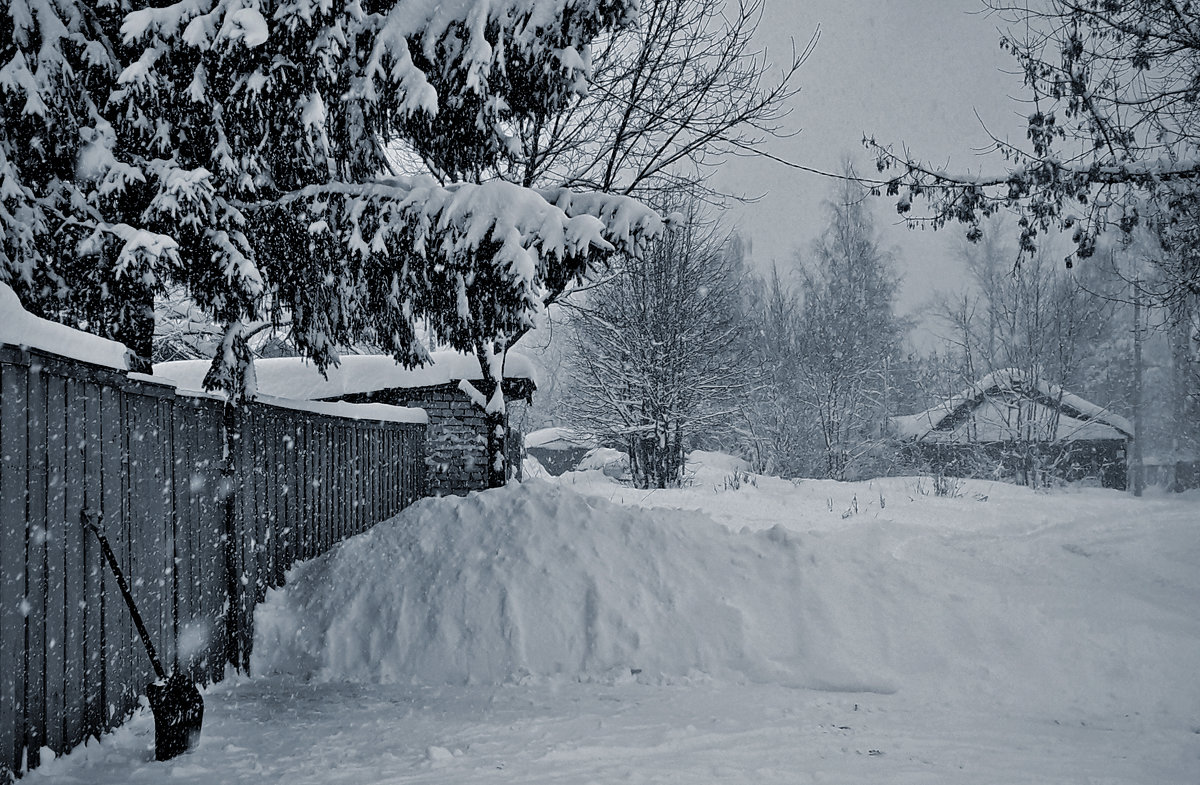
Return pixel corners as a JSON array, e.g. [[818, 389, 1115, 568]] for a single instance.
[[154, 351, 537, 401], [893, 369, 1133, 444]]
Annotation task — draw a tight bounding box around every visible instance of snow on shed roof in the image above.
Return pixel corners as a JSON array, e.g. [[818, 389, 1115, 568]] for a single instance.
[[154, 351, 537, 401], [893, 368, 1133, 441], [525, 427, 596, 450], [0, 283, 130, 370]]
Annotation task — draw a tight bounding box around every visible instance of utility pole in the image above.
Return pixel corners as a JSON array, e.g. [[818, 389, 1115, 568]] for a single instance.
[[1132, 277, 1144, 497]]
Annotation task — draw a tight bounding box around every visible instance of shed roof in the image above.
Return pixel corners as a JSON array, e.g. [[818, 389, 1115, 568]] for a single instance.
[[154, 351, 537, 401], [893, 369, 1133, 442]]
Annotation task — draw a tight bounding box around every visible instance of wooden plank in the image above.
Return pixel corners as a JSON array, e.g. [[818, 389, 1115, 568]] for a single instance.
[[298, 420, 310, 561], [62, 378, 88, 750], [369, 426, 377, 529], [128, 394, 157, 693], [355, 427, 365, 534], [284, 421, 298, 572], [43, 372, 67, 755], [312, 421, 323, 554], [173, 406, 192, 679], [99, 384, 130, 728], [0, 361, 29, 775], [255, 411, 270, 599], [82, 380, 105, 739], [23, 359, 47, 768], [158, 397, 176, 674], [334, 424, 344, 543], [237, 407, 254, 671], [338, 424, 347, 542], [325, 422, 334, 549], [199, 402, 225, 684], [261, 411, 273, 585], [268, 414, 284, 586]]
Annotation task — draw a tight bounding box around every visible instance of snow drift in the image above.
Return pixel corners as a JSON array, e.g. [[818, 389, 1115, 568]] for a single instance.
[[253, 476, 1200, 720], [253, 480, 829, 687]]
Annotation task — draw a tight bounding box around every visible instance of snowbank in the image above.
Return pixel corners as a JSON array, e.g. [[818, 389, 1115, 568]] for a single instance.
[[252, 474, 1200, 720], [254, 480, 819, 687]]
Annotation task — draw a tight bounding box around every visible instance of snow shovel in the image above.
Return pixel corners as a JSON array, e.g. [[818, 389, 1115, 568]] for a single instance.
[[82, 509, 204, 761]]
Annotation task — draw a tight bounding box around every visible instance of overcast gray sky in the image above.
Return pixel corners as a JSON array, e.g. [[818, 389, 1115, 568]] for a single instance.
[[718, 0, 1030, 317]]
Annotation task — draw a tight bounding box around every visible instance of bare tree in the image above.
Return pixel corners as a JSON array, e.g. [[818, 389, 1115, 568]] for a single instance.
[[747, 171, 908, 480], [565, 199, 749, 488], [867, 1, 1200, 272], [508, 0, 812, 200], [932, 220, 1117, 391], [737, 265, 807, 475], [794, 177, 908, 480]]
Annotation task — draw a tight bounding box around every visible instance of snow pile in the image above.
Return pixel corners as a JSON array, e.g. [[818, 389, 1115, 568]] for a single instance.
[[252, 472, 1200, 720], [254, 480, 821, 687]]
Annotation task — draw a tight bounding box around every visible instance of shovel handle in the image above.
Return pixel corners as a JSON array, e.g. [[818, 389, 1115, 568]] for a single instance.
[[82, 509, 167, 680]]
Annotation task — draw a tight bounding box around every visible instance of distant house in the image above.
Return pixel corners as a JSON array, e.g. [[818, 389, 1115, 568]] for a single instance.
[[524, 427, 597, 475], [154, 352, 537, 496], [893, 369, 1134, 489]]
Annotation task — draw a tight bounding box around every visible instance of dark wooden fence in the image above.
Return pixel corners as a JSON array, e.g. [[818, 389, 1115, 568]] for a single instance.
[[0, 344, 426, 778]]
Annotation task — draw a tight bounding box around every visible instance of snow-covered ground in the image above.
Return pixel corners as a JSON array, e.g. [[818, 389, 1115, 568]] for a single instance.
[[31, 454, 1200, 783]]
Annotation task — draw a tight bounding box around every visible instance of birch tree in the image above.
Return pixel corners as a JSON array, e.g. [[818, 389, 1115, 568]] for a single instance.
[[566, 199, 748, 488], [791, 173, 907, 480]]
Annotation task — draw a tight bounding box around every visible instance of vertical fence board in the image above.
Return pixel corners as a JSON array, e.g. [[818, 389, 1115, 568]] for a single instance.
[[43, 373, 67, 755], [279, 423, 293, 578], [99, 384, 129, 729], [174, 407, 192, 678], [239, 409, 255, 670], [62, 377, 88, 750], [198, 402, 225, 685], [128, 395, 156, 695], [264, 412, 278, 590], [0, 361, 29, 776], [159, 396, 176, 674], [82, 380, 104, 738], [257, 412, 271, 598], [23, 360, 47, 769]]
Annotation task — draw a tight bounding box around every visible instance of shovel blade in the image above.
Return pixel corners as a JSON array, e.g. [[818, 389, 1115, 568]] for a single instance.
[[146, 673, 204, 761]]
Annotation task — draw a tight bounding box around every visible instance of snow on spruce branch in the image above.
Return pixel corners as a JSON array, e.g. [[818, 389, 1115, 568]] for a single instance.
[[276, 176, 664, 265]]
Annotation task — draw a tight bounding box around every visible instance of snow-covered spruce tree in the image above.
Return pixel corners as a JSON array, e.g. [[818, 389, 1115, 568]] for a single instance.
[[566, 197, 748, 488], [790, 171, 908, 480], [1, 0, 663, 486], [0, 0, 163, 365]]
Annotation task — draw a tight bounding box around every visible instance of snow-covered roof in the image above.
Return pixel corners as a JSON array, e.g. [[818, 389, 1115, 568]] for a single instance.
[[154, 351, 537, 401], [524, 427, 596, 450], [0, 283, 130, 370], [893, 368, 1133, 442]]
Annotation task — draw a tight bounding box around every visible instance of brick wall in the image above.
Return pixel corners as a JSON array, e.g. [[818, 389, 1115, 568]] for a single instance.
[[343, 383, 526, 496]]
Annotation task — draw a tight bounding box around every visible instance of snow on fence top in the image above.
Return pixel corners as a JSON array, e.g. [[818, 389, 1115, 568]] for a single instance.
[[0, 283, 131, 370], [154, 351, 537, 402], [252, 395, 428, 426], [0, 284, 426, 425], [893, 368, 1134, 441]]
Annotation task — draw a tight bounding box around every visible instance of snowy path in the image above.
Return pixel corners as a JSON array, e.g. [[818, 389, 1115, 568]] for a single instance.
[[30, 677, 1198, 784]]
